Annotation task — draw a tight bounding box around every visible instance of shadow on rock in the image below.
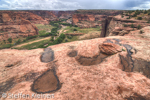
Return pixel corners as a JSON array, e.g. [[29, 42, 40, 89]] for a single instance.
[[75, 53, 108, 66], [0, 78, 16, 98], [67, 50, 78, 57], [125, 93, 150, 100], [133, 59, 150, 79]]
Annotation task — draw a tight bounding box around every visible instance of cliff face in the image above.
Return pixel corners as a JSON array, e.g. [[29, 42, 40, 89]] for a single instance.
[[16, 12, 49, 24], [101, 15, 150, 37], [0, 11, 39, 41], [72, 14, 107, 28], [29, 11, 58, 22], [57, 11, 74, 19]]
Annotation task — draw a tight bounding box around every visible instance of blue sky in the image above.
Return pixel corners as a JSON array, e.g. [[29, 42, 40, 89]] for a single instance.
[[0, 0, 150, 10]]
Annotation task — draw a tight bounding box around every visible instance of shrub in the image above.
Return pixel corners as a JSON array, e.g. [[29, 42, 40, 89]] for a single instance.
[[8, 38, 12, 43], [148, 13, 150, 15], [123, 24, 128, 27], [139, 30, 144, 34], [128, 11, 132, 14], [39, 33, 50, 37], [50, 36, 54, 41], [137, 17, 142, 20], [135, 10, 141, 15], [122, 15, 124, 18], [61, 23, 72, 26], [144, 10, 148, 14], [3, 40, 6, 43], [26, 35, 37, 40], [16, 39, 21, 44], [39, 30, 46, 35], [74, 25, 78, 27], [122, 48, 126, 51], [59, 33, 66, 39], [137, 25, 141, 29], [132, 13, 137, 17], [67, 35, 73, 39], [38, 44, 45, 48], [53, 33, 65, 44], [73, 29, 77, 31], [51, 28, 58, 34], [127, 16, 131, 19], [131, 24, 134, 28], [23, 39, 27, 42], [0, 44, 12, 49], [65, 39, 68, 42]]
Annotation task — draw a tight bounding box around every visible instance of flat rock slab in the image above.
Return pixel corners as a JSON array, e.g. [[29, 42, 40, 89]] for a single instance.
[[40, 48, 54, 63]]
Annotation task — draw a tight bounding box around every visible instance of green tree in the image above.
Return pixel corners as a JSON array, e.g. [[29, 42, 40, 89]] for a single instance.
[[144, 10, 148, 14], [137, 17, 142, 20], [73, 29, 77, 31], [50, 36, 54, 41], [8, 38, 12, 43], [16, 39, 21, 44], [137, 25, 141, 29], [131, 24, 134, 28]]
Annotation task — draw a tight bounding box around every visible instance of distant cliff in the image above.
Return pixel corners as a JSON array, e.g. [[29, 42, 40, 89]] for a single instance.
[[0, 11, 39, 41], [28, 10, 58, 22], [100, 16, 150, 37], [72, 14, 107, 28]]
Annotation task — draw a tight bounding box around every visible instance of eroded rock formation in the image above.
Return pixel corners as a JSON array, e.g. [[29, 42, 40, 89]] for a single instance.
[[29, 10, 58, 22], [101, 15, 150, 37], [0, 11, 40, 41], [72, 14, 107, 28]]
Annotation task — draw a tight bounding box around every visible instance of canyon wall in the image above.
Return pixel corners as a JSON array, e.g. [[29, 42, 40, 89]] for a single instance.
[[101, 16, 150, 37], [72, 14, 107, 28], [57, 11, 74, 19], [0, 11, 39, 41], [72, 10, 123, 28], [29, 10, 58, 22]]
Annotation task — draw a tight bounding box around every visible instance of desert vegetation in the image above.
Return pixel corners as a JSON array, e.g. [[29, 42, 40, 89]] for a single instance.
[[123, 9, 150, 21]]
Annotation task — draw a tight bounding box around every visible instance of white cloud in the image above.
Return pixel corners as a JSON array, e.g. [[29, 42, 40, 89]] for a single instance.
[[0, 0, 82, 10], [131, 1, 150, 10], [0, 0, 150, 10]]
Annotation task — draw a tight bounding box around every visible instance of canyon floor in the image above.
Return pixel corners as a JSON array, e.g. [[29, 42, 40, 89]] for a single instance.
[[13, 36, 52, 48], [0, 26, 150, 100]]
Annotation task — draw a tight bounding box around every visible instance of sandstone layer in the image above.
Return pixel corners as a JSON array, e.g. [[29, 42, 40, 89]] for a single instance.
[[0, 11, 40, 41], [72, 14, 106, 28]]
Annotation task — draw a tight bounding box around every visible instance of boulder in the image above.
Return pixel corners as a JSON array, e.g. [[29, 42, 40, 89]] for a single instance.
[[99, 43, 122, 55]]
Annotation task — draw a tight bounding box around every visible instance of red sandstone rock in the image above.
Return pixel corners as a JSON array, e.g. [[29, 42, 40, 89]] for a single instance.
[[72, 14, 106, 28], [0, 11, 39, 40], [1, 26, 150, 99], [29, 11, 58, 22], [99, 43, 122, 55]]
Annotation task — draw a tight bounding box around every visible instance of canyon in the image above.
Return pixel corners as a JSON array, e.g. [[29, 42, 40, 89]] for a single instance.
[[0, 10, 150, 100], [0, 10, 125, 41]]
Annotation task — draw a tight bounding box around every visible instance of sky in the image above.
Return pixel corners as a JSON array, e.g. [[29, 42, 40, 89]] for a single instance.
[[0, 0, 150, 10]]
